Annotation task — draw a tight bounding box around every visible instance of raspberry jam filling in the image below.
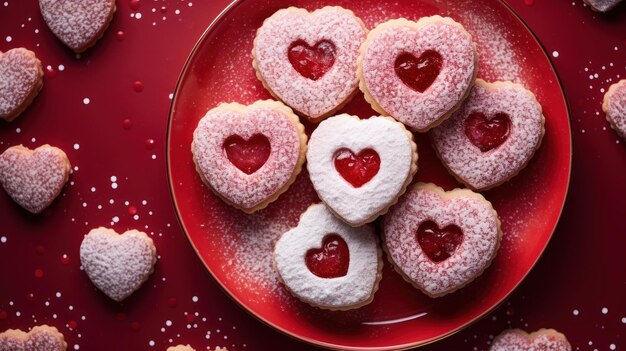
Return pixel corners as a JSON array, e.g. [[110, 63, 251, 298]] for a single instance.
[[334, 148, 381, 188], [223, 134, 271, 175], [305, 234, 350, 278], [417, 221, 463, 263], [464, 112, 511, 152], [288, 39, 336, 81], [394, 50, 443, 93]]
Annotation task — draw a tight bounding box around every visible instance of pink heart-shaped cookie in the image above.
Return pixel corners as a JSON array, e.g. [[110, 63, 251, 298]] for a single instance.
[[431, 79, 545, 191], [80, 227, 157, 302], [0, 145, 70, 214], [274, 204, 382, 310], [0, 48, 43, 122], [583, 0, 623, 12], [603, 79, 626, 139], [383, 183, 501, 297], [358, 16, 477, 132], [490, 329, 572, 351], [307, 114, 417, 226], [38, 0, 116, 53], [0, 325, 67, 351], [253, 7, 367, 121], [192, 100, 307, 213]]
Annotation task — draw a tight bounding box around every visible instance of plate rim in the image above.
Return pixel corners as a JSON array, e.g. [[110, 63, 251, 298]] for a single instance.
[[165, 0, 573, 349]]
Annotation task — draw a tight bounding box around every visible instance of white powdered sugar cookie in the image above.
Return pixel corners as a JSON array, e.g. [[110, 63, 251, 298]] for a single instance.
[[603, 79, 626, 139], [383, 183, 501, 297], [0, 325, 67, 351], [80, 227, 157, 302], [192, 100, 307, 213], [0, 145, 70, 214], [0, 48, 44, 122], [584, 0, 623, 12], [490, 329, 572, 351], [431, 79, 545, 191], [274, 204, 382, 310], [253, 6, 367, 122], [358, 16, 478, 132], [307, 114, 417, 226], [38, 0, 117, 53]]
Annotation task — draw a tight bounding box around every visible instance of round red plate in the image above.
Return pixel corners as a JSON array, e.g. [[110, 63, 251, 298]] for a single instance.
[[167, 0, 571, 349]]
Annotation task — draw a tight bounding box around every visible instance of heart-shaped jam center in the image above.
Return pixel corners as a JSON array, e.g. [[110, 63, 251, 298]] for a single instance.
[[334, 148, 381, 188], [417, 221, 463, 263], [288, 40, 336, 80], [464, 112, 511, 152], [394, 50, 443, 93], [305, 234, 350, 278], [223, 134, 271, 174]]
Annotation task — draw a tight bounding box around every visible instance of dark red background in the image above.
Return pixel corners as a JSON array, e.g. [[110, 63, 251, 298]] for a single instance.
[[0, 0, 624, 350]]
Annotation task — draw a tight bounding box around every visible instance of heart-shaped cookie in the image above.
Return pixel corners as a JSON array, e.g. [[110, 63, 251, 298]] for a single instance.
[[192, 100, 307, 213], [307, 114, 417, 226], [603, 79, 626, 139], [383, 183, 501, 297], [0, 145, 70, 214], [80, 227, 157, 302], [431, 79, 545, 191], [0, 325, 67, 351], [274, 204, 382, 310], [253, 6, 367, 122], [38, 0, 117, 53], [358, 16, 477, 132], [0, 48, 44, 122], [490, 329, 571, 351], [584, 0, 623, 12]]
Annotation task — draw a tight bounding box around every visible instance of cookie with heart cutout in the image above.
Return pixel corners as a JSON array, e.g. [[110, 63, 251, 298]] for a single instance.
[[38, 0, 116, 53], [0, 48, 44, 122], [192, 100, 307, 213], [306, 114, 417, 226], [603, 79, 626, 139], [430, 79, 545, 191], [0, 325, 67, 351], [583, 0, 623, 12], [167, 346, 195, 351], [274, 203, 382, 310], [252, 6, 367, 122], [383, 183, 501, 297], [358, 16, 478, 132], [0, 144, 70, 214], [80, 227, 157, 302], [490, 328, 571, 351]]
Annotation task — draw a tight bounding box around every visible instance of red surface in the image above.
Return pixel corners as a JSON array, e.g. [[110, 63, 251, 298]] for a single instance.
[[0, 1, 624, 351]]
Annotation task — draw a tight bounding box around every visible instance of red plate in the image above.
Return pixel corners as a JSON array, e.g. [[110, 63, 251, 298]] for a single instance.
[[166, 0, 571, 349]]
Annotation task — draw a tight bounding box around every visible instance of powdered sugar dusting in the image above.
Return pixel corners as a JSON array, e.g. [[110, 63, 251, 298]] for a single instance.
[[0, 325, 67, 351], [0, 48, 43, 121], [253, 7, 367, 119], [383, 183, 500, 297], [192, 101, 305, 211], [490, 329, 572, 351], [583, 0, 623, 12], [360, 17, 477, 131], [79, 227, 157, 302], [0, 144, 70, 214], [307, 114, 416, 225], [431, 80, 544, 190], [603, 79, 626, 138], [274, 204, 380, 309], [38, 0, 116, 52]]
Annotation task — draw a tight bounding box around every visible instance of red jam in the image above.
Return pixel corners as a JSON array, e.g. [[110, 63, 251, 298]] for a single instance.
[[417, 221, 463, 263], [305, 234, 350, 278], [223, 134, 271, 175], [394, 50, 443, 93], [464, 112, 511, 152], [334, 148, 380, 188], [288, 40, 336, 81]]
